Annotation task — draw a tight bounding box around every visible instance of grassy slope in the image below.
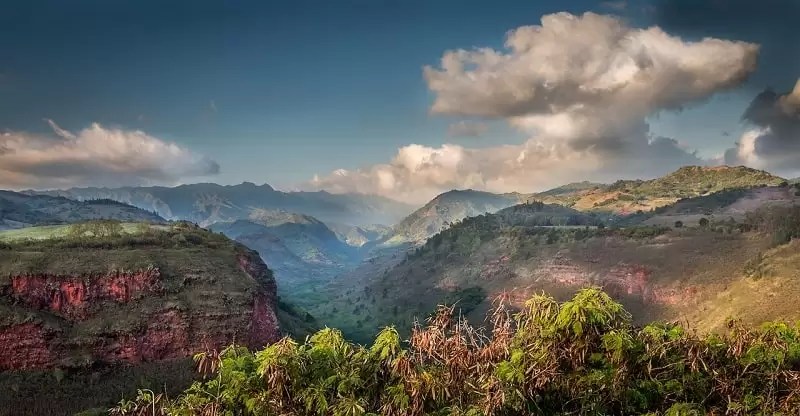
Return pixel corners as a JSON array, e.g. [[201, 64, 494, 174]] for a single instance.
[[534, 165, 786, 214], [683, 239, 800, 332]]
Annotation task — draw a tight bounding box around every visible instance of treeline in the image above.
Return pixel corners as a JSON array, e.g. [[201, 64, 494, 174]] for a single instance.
[[112, 289, 800, 415], [743, 205, 800, 246], [410, 201, 611, 260]]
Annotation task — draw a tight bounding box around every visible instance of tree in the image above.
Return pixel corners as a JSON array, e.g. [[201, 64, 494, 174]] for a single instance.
[[699, 217, 709, 228]]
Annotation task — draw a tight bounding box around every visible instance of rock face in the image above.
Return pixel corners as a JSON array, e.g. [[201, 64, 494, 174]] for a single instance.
[[9, 268, 162, 320], [0, 236, 281, 372]]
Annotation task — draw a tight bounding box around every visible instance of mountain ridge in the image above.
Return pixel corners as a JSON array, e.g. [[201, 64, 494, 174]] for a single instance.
[[27, 182, 416, 227], [388, 189, 526, 243], [0, 190, 164, 230]]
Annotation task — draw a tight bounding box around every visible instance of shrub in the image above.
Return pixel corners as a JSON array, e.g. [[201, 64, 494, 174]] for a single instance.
[[699, 217, 709, 227], [114, 289, 800, 415], [674, 220, 683, 228]]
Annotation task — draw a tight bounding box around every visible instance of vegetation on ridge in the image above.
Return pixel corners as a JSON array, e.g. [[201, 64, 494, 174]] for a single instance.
[[534, 165, 786, 214], [113, 289, 800, 415]]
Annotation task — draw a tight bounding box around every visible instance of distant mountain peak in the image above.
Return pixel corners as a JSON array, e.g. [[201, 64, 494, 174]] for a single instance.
[[238, 181, 274, 191], [248, 208, 321, 227], [389, 190, 525, 242]]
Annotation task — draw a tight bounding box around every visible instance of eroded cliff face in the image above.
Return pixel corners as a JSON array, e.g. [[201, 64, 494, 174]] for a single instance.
[[0, 248, 281, 371], [9, 268, 162, 320], [487, 253, 699, 310]]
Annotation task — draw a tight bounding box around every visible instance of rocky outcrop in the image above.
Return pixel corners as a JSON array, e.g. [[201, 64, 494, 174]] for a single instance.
[[9, 268, 162, 320], [0, 246, 281, 371], [527, 255, 698, 306]]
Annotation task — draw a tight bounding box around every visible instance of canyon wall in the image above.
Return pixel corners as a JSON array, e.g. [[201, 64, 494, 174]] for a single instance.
[[0, 248, 280, 371]]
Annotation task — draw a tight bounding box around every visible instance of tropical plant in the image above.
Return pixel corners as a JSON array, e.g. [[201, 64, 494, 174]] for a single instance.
[[113, 289, 800, 415]]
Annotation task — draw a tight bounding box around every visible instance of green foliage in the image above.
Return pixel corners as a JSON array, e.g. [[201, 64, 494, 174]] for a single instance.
[[744, 205, 800, 246], [442, 286, 486, 316], [115, 289, 800, 415], [1, 221, 231, 253], [68, 219, 125, 238]]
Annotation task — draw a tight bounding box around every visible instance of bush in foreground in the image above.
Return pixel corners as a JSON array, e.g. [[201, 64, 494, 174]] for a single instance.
[[112, 289, 800, 415]]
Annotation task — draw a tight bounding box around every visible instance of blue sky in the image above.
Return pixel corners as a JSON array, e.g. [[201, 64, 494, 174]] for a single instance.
[[1, 0, 798, 197]]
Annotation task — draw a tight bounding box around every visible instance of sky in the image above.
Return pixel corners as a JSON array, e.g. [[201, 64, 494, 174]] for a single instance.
[[1, 0, 799, 202]]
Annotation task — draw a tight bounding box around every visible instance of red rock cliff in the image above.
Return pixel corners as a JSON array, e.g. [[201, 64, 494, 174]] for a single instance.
[[0, 248, 281, 371], [9, 268, 162, 320]]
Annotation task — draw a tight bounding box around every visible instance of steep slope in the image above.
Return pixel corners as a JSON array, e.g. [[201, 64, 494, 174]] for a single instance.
[[210, 212, 361, 311], [245, 209, 359, 265], [638, 184, 800, 227], [325, 197, 800, 343], [28, 182, 415, 227], [318, 202, 606, 340], [534, 166, 785, 214], [388, 189, 525, 243], [0, 190, 163, 230], [0, 222, 281, 414], [327, 223, 392, 247]]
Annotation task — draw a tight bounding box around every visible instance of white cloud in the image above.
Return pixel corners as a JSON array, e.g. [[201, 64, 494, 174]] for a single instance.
[[725, 79, 800, 177], [309, 137, 703, 204], [424, 12, 757, 147], [306, 12, 758, 202], [0, 121, 219, 189]]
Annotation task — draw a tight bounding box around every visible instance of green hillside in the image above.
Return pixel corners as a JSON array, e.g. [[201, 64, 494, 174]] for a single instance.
[[323, 196, 800, 343], [210, 211, 362, 312], [534, 165, 786, 214], [388, 189, 525, 243]]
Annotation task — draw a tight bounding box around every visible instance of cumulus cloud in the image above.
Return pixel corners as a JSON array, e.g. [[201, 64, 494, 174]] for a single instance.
[[307, 12, 759, 202], [447, 121, 489, 138], [725, 79, 800, 175], [653, 0, 799, 88], [424, 12, 757, 147], [309, 136, 703, 204], [0, 121, 219, 189]]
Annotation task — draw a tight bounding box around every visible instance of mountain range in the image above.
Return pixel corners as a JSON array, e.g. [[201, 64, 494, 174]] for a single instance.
[[0, 190, 163, 230], [312, 166, 799, 341], [28, 182, 415, 227], [209, 210, 362, 309], [4, 164, 800, 412]]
